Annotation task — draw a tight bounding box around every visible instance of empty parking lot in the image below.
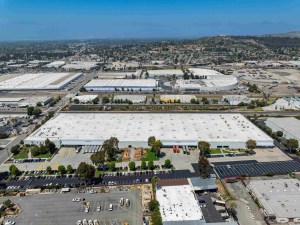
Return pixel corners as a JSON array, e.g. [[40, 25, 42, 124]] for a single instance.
[[0, 190, 142, 225], [213, 160, 300, 178]]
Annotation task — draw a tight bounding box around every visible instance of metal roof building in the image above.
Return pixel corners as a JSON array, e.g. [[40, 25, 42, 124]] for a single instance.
[[265, 117, 300, 143], [247, 179, 300, 223]]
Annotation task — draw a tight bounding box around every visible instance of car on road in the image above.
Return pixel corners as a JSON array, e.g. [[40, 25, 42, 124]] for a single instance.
[[96, 205, 101, 212], [77, 220, 82, 225]]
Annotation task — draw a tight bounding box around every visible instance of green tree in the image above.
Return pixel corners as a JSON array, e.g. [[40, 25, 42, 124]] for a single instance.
[[198, 157, 210, 178], [9, 164, 20, 176], [152, 140, 163, 157], [33, 107, 42, 117], [108, 162, 116, 171], [198, 141, 210, 157], [141, 160, 147, 170], [286, 138, 299, 151], [10, 145, 20, 155], [45, 139, 56, 154], [92, 96, 100, 104], [128, 161, 136, 171], [77, 162, 95, 182], [102, 137, 119, 161], [3, 199, 12, 208], [164, 159, 171, 168], [31, 146, 40, 156], [90, 151, 106, 166], [276, 131, 283, 137], [58, 165, 66, 174], [148, 199, 159, 211], [36, 102, 42, 107], [148, 160, 154, 170], [148, 136, 156, 146], [79, 87, 87, 92], [46, 166, 52, 174], [67, 165, 73, 174], [74, 98, 80, 104], [27, 106, 35, 116], [102, 96, 110, 104], [246, 139, 257, 150]]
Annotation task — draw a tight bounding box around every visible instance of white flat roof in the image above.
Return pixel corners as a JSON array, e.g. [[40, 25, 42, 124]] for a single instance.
[[45, 61, 66, 68], [113, 95, 146, 102], [25, 113, 273, 147], [156, 185, 202, 221], [0, 97, 24, 102], [266, 117, 300, 139], [73, 95, 98, 103], [0, 73, 82, 90], [147, 69, 184, 76], [188, 68, 223, 76], [248, 179, 300, 218], [63, 61, 99, 70], [175, 76, 237, 89], [84, 79, 157, 88]]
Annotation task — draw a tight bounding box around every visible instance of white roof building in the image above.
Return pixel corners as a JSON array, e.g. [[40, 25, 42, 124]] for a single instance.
[[188, 68, 223, 76], [73, 95, 98, 103], [147, 69, 184, 78], [265, 117, 300, 143], [84, 79, 158, 91], [25, 113, 273, 148], [160, 95, 197, 103], [157, 184, 203, 222], [113, 95, 146, 103], [0, 73, 82, 91], [247, 179, 300, 223], [45, 61, 66, 68], [174, 76, 238, 92], [222, 95, 254, 105], [63, 61, 99, 70]]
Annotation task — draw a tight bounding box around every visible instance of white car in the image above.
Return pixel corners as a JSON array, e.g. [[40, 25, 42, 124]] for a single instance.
[[97, 205, 101, 212], [85, 206, 90, 213], [93, 220, 99, 225], [77, 220, 83, 225]]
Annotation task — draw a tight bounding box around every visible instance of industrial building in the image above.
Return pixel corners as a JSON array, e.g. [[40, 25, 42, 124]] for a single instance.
[[247, 179, 300, 223], [146, 69, 184, 78], [84, 79, 158, 92], [156, 179, 203, 223], [62, 61, 100, 71], [188, 177, 218, 193], [160, 95, 197, 103], [0, 73, 82, 91], [73, 95, 98, 103], [45, 61, 66, 68], [24, 113, 273, 148], [18, 96, 54, 107], [222, 95, 254, 105], [0, 96, 53, 107], [174, 76, 238, 92], [113, 95, 147, 104], [188, 68, 224, 76], [265, 117, 300, 143]]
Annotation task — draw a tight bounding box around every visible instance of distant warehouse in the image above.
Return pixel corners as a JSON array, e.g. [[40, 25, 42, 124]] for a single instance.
[[146, 69, 184, 78], [24, 113, 273, 148], [265, 117, 300, 143], [84, 79, 159, 92], [0, 73, 82, 91]]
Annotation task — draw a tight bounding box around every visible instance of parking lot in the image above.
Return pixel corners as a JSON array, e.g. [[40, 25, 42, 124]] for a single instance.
[[213, 160, 300, 178], [0, 190, 142, 225]]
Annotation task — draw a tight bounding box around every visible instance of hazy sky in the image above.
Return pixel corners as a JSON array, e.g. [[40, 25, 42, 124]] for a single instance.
[[0, 0, 300, 40]]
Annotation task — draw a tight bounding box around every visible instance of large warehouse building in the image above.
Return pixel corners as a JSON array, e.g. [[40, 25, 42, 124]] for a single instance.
[[24, 113, 273, 148], [146, 69, 184, 78], [0, 73, 82, 91], [84, 79, 158, 91], [174, 76, 238, 92], [247, 179, 300, 223], [265, 117, 300, 143]]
